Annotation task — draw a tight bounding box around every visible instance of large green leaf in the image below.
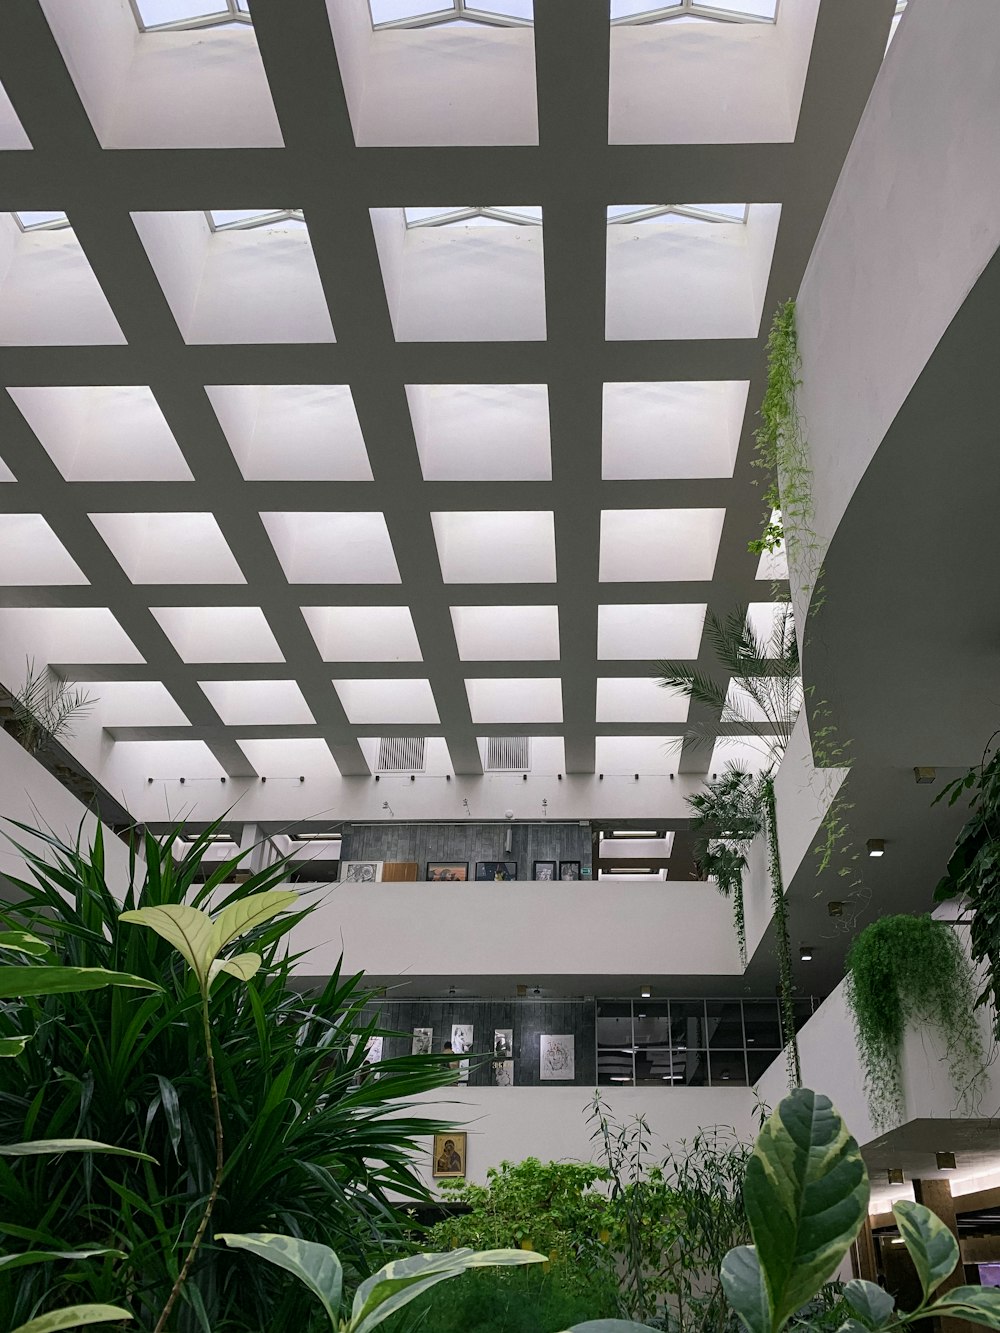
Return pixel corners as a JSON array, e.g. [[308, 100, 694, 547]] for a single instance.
[[0, 1034, 30, 1057], [0, 931, 49, 956], [893, 1199, 959, 1300], [9, 1306, 133, 1333], [929, 1284, 1000, 1328], [0, 1138, 156, 1161], [562, 1323, 658, 1331], [744, 1088, 868, 1331], [350, 1249, 545, 1333], [218, 1233, 343, 1328], [720, 1246, 770, 1333], [0, 1249, 125, 1275], [212, 890, 299, 951], [208, 951, 262, 988], [0, 966, 159, 998], [119, 904, 216, 988], [843, 1278, 894, 1326]]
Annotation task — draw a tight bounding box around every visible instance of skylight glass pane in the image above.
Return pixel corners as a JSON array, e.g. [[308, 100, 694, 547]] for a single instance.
[[207, 208, 305, 231], [699, 0, 776, 17], [403, 205, 541, 227], [611, 0, 682, 17], [135, 0, 225, 25], [610, 0, 776, 22], [236, 0, 250, 9], [14, 210, 70, 230], [607, 204, 748, 225], [474, 0, 533, 18], [369, 0, 455, 23]]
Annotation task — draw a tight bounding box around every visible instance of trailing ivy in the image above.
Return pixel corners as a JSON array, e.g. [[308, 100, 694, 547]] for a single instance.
[[845, 914, 987, 1131], [762, 775, 800, 1089], [935, 735, 1000, 1047]]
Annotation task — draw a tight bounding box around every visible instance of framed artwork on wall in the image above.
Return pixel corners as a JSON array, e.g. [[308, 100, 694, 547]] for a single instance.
[[475, 861, 517, 881], [493, 1060, 514, 1086], [433, 1131, 467, 1178], [539, 1034, 575, 1081], [533, 860, 556, 880], [493, 1028, 513, 1060], [426, 862, 468, 881], [559, 860, 581, 881], [411, 1027, 433, 1055], [449, 1023, 473, 1085], [340, 860, 383, 883]]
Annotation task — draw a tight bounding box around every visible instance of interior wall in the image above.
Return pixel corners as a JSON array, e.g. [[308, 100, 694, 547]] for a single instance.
[[340, 820, 592, 879]]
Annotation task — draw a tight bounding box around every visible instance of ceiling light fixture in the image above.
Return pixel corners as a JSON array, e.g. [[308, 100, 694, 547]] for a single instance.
[[913, 767, 936, 784], [866, 838, 885, 857], [640, 985, 651, 999], [936, 1151, 957, 1171], [800, 946, 813, 962], [887, 1168, 904, 1185]]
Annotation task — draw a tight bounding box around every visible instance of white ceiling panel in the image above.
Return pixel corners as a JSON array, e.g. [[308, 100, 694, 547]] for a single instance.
[[301, 605, 422, 660], [431, 511, 556, 582]]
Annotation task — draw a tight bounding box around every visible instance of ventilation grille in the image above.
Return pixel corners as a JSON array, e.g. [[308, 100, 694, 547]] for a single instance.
[[484, 736, 531, 772], [376, 736, 426, 773]]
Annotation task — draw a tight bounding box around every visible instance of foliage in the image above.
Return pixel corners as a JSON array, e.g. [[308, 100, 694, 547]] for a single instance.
[[935, 736, 1000, 1048], [7, 659, 94, 756], [382, 1264, 618, 1332], [0, 820, 459, 1333], [845, 913, 987, 1130], [761, 777, 800, 1089], [721, 1085, 1000, 1333], [589, 1095, 751, 1332], [218, 1231, 545, 1332]]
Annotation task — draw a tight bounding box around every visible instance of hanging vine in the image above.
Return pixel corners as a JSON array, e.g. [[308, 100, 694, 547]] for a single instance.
[[762, 775, 800, 1089], [845, 914, 987, 1131], [686, 767, 767, 967]]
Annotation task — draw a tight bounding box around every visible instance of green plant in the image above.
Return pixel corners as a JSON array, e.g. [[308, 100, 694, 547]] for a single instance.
[[935, 736, 1000, 1048], [218, 1231, 546, 1331], [0, 820, 459, 1333], [719, 1085, 1000, 1332], [845, 913, 987, 1130], [7, 659, 94, 756]]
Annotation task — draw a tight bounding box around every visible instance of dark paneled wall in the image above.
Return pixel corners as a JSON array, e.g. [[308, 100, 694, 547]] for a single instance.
[[341, 822, 591, 880], [363, 998, 596, 1087]]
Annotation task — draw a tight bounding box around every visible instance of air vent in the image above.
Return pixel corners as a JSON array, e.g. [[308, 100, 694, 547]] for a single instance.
[[484, 736, 531, 772], [376, 735, 426, 774]]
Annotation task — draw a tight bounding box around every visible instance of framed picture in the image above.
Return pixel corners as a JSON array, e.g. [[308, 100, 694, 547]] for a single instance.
[[449, 1023, 473, 1084], [493, 1060, 514, 1087], [493, 1028, 513, 1060], [539, 1034, 575, 1081], [533, 860, 557, 880], [475, 861, 517, 881], [340, 860, 383, 883], [432, 1131, 467, 1178], [559, 861, 581, 881], [426, 862, 468, 881], [411, 1027, 433, 1055]]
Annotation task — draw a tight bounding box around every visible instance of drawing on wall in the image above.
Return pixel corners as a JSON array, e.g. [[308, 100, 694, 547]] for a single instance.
[[533, 860, 556, 880], [341, 860, 383, 883], [450, 1023, 473, 1085], [411, 1027, 433, 1055], [493, 1060, 514, 1087], [539, 1034, 575, 1081], [493, 1028, 513, 1060], [426, 862, 468, 881], [475, 861, 517, 881], [433, 1131, 467, 1178], [559, 861, 581, 881]]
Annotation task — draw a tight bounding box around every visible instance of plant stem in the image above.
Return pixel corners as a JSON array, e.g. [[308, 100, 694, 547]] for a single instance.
[[153, 989, 225, 1333]]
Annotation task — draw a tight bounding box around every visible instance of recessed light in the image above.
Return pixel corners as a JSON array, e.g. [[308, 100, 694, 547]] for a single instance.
[[913, 767, 936, 784], [866, 838, 885, 857], [936, 1151, 957, 1171], [640, 985, 652, 998], [800, 946, 813, 962], [887, 1168, 904, 1184]]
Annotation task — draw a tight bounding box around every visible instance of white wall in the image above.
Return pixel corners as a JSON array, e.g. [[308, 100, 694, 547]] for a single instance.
[[290, 879, 742, 985]]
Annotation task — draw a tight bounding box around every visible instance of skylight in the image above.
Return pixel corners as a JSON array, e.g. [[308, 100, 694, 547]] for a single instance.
[[130, 0, 252, 32], [13, 211, 71, 232], [369, 1, 532, 30], [206, 209, 305, 231], [611, 0, 778, 24], [403, 206, 541, 228], [607, 204, 749, 225]]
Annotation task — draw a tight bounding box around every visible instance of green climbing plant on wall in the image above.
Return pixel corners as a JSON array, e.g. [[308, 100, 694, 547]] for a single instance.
[[845, 913, 987, 1130]]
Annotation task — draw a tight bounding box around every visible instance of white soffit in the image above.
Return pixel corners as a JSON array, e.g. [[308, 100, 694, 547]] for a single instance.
[[597, 603, 707, 660], [89, 512, 246, 584], [431, 511, 557, 583], [301, 605, 422, 661], [328, 0, 538, 147], [0, 457, 15, 482], [465, 676, 562, 724], [0, 215, 125, 346], [599, 508, 726, 582], [204, 384, 373, 481], [595, 677, 690, 723], [199, 679, 316, 726], [92, 681, 190, 729], [150, 606, 283, 663], [7, 386, 193, 481], [333, 677, 440, 724], [260, 512, 401, 584], [131, 211, 335, 344], [236, 737, 340, 778], [0, 608, 144, 665], [114, 738, 226, 779], [601, 380, 748, 479], [450, 604, 560, 661], [39, 0, 283, 149], [0, 514, 88, 585], [595, 734, 680, 775], [0, 79, 30, 148], [406, 383, 551, 480]]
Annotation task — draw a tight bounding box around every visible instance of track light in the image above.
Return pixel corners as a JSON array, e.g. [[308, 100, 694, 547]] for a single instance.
[[866, 838, 885, 857]]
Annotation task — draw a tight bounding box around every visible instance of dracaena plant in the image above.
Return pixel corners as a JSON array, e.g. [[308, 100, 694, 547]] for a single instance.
[[720, 1086, 1000, 1333]]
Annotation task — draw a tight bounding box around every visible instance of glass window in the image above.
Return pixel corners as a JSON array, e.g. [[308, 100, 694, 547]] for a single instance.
[[611, 0, 776, 24], [705, 1000, 744, 1050], [13, 211, 71, 231], [632, 1003, 672, 1049], [742, 1000, 782, 1049], [672, 1048, 710, 1087], [635, 1047, 675, 1085], [746, 1048, 782, 1082], [708, 1050, 749, 1086], [667, 999, 708, 1050], [369, 0, 533, 29], [607, 204, 748, 225], [206, 209, 306, 231], [403, 206, 542, 228], [132, 0, 252, 30]]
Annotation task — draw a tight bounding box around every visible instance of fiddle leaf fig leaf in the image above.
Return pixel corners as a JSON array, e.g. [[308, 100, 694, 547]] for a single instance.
[[218, 1233, 342, 1330], [844, 1278, 895, 1326], [744, 1088, 869, 1331], [119, 905, 216, 988], [720, 1245, 770, 1333], [893, 1199, 959, 1300]]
